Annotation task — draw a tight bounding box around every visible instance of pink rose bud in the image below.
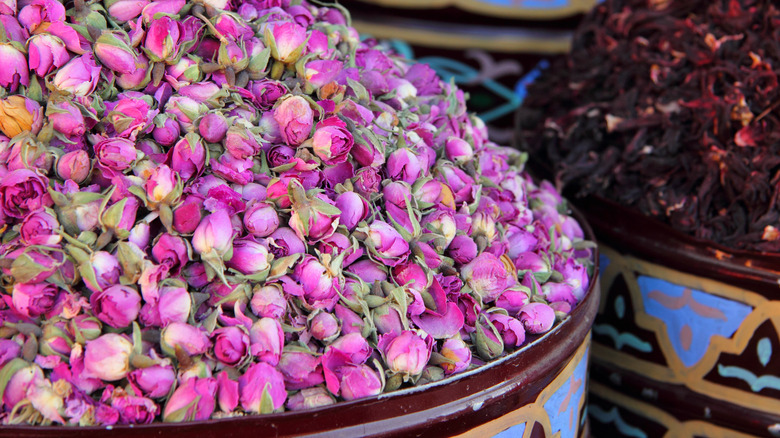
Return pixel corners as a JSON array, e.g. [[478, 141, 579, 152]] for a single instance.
[[474, 316, 504, 361], [250, 285, 286, 319], [339, 364, 383, 401], [0, 0, 15, 15], [217, 371, 239, 413], [94, 137, 138, 173], [518, 303, 556, 334], [495, 287, 531, 315], [267, 22, 307, 64], [152, 115, 180, 146], [373, 304, 404, 336], [170, 134, 206, 181], [274, 95, 313, 146], [550, 301, 572, 315], [387, 148, 421, 184], [28, 33, 70, 77], [287, 387, 335, 411], [278, 351, 325, 390], [311, 117, 354, 165], [129, 222, 151, 249], [344, 259, 388, 284], [305, 59, 343, 89], [117, 53, 150, 90], [18, 0, 64, 32], [444, 136, 474, 163], [152, 233, 189, 275], [84, 333, 133, 381], [107, 0, 149, 21], [19, 209, 60, 246], [144, 15, 183, 63], [84, 251, 122, 292], [383, 181, 412, 208], [162, 377, 217, 422], [249, 317, 283, 366], [53, 53, 101, 96], [145, 164, 179, 207], [413, 179, 443, 205], [310, 311, 340, 342], [243, 201, 280, 238], [378, 330, 433, 377], [94, 31, 139, 74], [249, 79, 287, 109], [289, 193, 340, 243], [158, 285, 191, 326], [0, 169, 52, 219], [128, 365, 175, 398], [192, 210, 234, 257], [48, 99, 86, 138], [111, 394, 159, 425], [439, 337, 471, 375], [172, 193, 205, 234], [102, 197, 140, 239], [422, 208, 457, 248], [198, 113, 228, 143], [3, 362, 44, 410], [0, 340, 21, 368], [160, 322, 211, 357], [224, 125, 261, 160], [12, 282, 59, 318], [541, 282, 578, 307], [212, 326, 250, 367], [334, 191, 368, 231], [0, 43, 29, 92], [366, 220, 410, 266], [488, 313, 526, 347], [165, 96, 205, 132], [461, 253, 516, 303], [90, 285, 141, 328], [268, 227, 306, 258], [506, 227, 538, 259], [70, 315, 102, 341], [447, 235, 477, 265], [514, 251, 550, 274], [294, 255, 339, 311], [239, 362, 287, 413], [392, 261, 428, 293], [55, 150, 91, 183]]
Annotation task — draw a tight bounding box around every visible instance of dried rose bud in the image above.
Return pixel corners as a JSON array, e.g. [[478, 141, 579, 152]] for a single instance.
[[250, 285, 286, 319], [128, 364, 175, 399], [28, 33, 70, 77], [106, 0, 148, 21], [311, 117, 354, 165], [266, 21, 307, 65], [239, 362, 287, 413], [461, 253, 515, 303], [192, 210, 234, 257], [216, 371, 239, 413], [364, 220, 410, 266], [19, 209, 60, 246], [170, 134, 206, 181], [0, 96, 42, 138], [338, 364, 383, 401], [160, 322, 211, 357], [488, 313, 526, 347], [94, 31, 139, 74], [162, 377, 217, 422], [152, 115, 180, 146], [90, 285, 141, 328], [84, 333, 133, 381], [274, 95, 313, 146], [144, 15, 184, 64], [0, 43, 29, 92], [444, 136, 474, 163], [378, 330, 433, 377], [53, 53, 101, 96], [198, 113, 228, 143], [249, 317, 283, 366], [518, 303, 556, 334], [55, 150, 91, 183], [439, 337, 472, 375], [286, 387, 335, 411], [12, 282, 59, 318], [212, 326, 250, 367], [309, 311, 340, 342]]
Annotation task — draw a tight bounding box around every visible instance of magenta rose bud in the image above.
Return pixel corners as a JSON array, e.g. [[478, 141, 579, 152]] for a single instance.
[[212, 326, 250, 367], [518, 303, 556, 334], [107, 0, 148, 21], [310, 312, 340, 342], [192, 210, 234, 257], [90, 285, 141, 328], [278, 351, 325, 390], [312, 117, 354, 165], [94, 137, 137, 173], [249, 317, 284, 366], [170, 134, 206, 181], [163, 377, 217, 422], [56, 150, 91, 183], [144, 15, 183, 64], [160, 322, 211, 357], [217, 371, 239, 413], [94, 31, 138, 74], [128, 365, 175, 399], [339, 364, 383, 401], [274, 95, 313, 146], [541, 282, 578, 307], [305, 59, 343, 89], [19, 209, 60, 246], [378, 330, 433, 377], [53, 53, 101, 96], [373, 304, 404, 336], [152, 115, 180, 146], [172, 193, 205, 234], [225, 238, 270, 275], [488, 313, 526, 347], [495, 287, 531, 315], [0, 169, 52, 219], [152, 233, 189, 275], [198, 113, 228, 143], [267, 21, 307, 64], [461, 253, 516, 303], [28, 33, 70, 77], [239, 362, 287, 413], [224, 126, 261, 160], [444, 136, 474, 163], [48, 100, 86, 137], [335, 191, 368, 230], [294, 255, 339, 311], [84, 333, 133, 381], [439, 337, 472, 375], [243, 201, 280, 238], [387, 148, 421, 184], [365, 220, 410, 266], [0, 43, 29, 91], [447, 235, 478, 265], [12, 282, 59, 318]]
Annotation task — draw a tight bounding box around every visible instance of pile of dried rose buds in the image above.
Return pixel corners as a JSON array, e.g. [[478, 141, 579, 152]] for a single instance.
[[0, 0, 593, 426]]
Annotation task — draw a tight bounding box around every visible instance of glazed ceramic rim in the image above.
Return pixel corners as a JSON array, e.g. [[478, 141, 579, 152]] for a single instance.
[[1, 206, 599, 437]]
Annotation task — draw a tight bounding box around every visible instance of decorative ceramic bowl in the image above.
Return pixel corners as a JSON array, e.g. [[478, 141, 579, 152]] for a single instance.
[[577, 195, 780, 438]]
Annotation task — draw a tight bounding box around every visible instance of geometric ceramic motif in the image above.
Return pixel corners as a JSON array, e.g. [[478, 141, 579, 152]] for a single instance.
[[637, 276, 753, 368], [543, 347, 588, 438]]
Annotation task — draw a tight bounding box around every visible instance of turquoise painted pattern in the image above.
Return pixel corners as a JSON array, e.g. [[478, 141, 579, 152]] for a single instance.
[[637, 277, 753, 368], [589, 405, 647, 438], [543, 347, 588, 438]]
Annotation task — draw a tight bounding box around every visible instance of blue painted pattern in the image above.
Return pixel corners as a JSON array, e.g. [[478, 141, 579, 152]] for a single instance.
[[543, 347, 588, 438], [637, 276, 752, 368], [493, 422, 526, 437]]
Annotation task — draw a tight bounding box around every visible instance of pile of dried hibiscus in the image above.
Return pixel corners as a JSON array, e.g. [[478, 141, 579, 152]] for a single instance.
[[518, 0, 780, 252]]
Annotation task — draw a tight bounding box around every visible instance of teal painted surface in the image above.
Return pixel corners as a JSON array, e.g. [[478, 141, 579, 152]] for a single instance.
[[589, 405, 647, 438]]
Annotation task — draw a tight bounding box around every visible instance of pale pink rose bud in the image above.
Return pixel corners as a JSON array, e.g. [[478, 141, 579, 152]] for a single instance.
[[128, 365, 175, 398], [107, 0, 149, 21], [378, 330, 433, 376], [413, 179, 442, 205], [328, 332, 372, 364], [19, 209, 60, 246], [192, 210, 234, 257], [344, 259, 388, 284], [287, 387, 335, 411], [158, 286, 191, 326], [495, 287, 531, 315], [444, 136, 474, 163], [250, 285, 286, 319], [160, 322, 211, 357], [70, 315, 102, 341], [461, 253, 516, 303], [18, 0, 64, 32], [198, 113, 228, 143], [366, 220, 410, 267], [90, 285, 141, 328], [145, 164, 179, 207], [0, 43, 29, 92], [488, 313, 526, 347], [383, 181, 412, 208], [12, 282, 59, 318], [243, 201, 280, 238], [216, 371, 239, 413], [226, 238, 270, 275], [129, 222, 151, 249], [335, 191, 368, 230], [52, 53, 101, 96], [239, 362, 287, 413], [422, 208, 457, 247], [339, 364, 382, 401], [28, 33, 70, 77], [273, 95, 313, 146], [310, 312, 340, 342], [162, 377, 217, 422], [3, 362, 44, 409], [117, 53, 150, 90], [84, 334, 133, 381], [56, 150, 91, 184], [249, 317, 283, 366], [212, 326, 250, 367], [439, 337, 471, 375], [518, 303, 556, 334], [84, 251, 122, 293], [267, 22, 307, 64], [278, 351, 324, 390]]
